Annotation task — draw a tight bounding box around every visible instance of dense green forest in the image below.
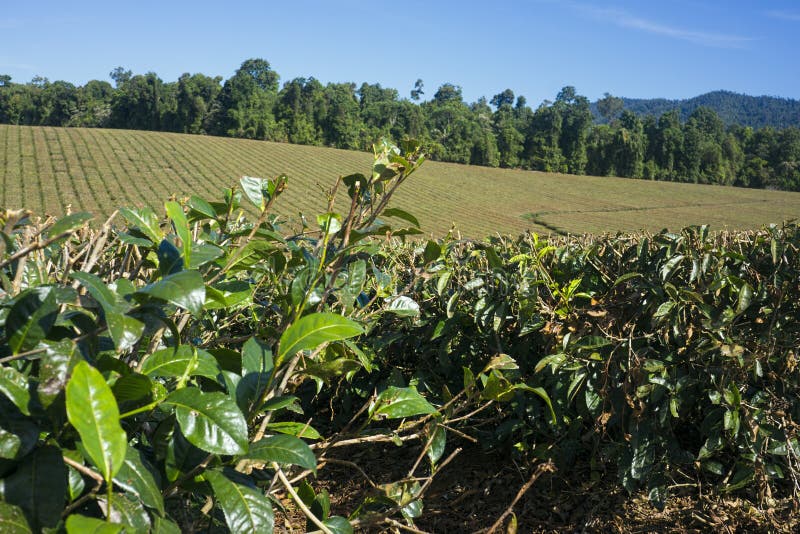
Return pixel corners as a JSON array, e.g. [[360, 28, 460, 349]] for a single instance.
[[592, 90, 800, 129], [1, 60, 799, 191]]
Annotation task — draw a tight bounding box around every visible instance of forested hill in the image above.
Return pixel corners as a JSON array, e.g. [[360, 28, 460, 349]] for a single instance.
[[592, 90, 800, 129]]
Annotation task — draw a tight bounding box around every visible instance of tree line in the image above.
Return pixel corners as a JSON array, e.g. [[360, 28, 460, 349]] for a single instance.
[[1, 59, 798, 191]]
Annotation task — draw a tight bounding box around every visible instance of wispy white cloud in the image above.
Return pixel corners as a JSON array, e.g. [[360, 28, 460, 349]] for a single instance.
[[566, 2, 753, 49], [765, 10, 800, 22]]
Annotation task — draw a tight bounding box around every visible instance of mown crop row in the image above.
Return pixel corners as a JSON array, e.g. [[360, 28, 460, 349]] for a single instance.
[[3, 124, 800, 237]]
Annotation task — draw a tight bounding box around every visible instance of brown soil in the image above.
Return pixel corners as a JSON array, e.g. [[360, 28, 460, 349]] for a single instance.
[[274, 439, 800, 533]]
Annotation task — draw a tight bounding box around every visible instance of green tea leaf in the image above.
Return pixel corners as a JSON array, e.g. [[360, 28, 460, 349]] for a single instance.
[[240, 176, 268, 209], [137, 270, 206, 315], [260, 395, 301, 413], [0, 367, 30, 415], [188, 195, 218, 219], [483, 353, 519, 373], [481, 371, 514, 402], [47, 212, 93, 239], [151, 516, 182, 534], [162, 388, 248, 455], [120, 207, 162, 245], [99, 493, 150, 532], [66, 361, 128, 482], [518, 384, 557, 424], [242, 337, 273, 375], [1, 445, 66, 530], [263, 422, 322, 440], [276, 313, 363, 367], [322, 516, 354, 534], [113, 446, 164, 515], [245, 435, 317, 473], [106, 311, 145, 352], [317, 213, 342, 236], [34, 340, 77, 409], [205, 469, 274, 532], [189, 242, 224, 269], [660, 255, 684, 281], [165, 201, 192, 266], [0, 502, 32, 534], [71, 272, 144, 350], [302, 358, 362, 385], [157, 239, 184, 275], [140, 345, 221, 380], [383, 208, 420, 228], [736, 282, 753, 314], [427, 423, 446, 464], [0, 414, 38, 460], [70, 271, 118, 310], [370, 386, 437, 420], [311, 489, 331, 522], [613, 272, 642, 287], [6, 286, 58, 354], [384, 296, 420, 317], [65, 515, 124, 534], [725, 464, 755, 492], [423, 240, 442, 265], [116, 232, 153, 247], [205, 280, 252, 310], [63, 450, 86, 501]]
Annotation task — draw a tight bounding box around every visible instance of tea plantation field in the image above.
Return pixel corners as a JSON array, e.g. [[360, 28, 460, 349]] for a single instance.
[[2, 124, 799, 237]]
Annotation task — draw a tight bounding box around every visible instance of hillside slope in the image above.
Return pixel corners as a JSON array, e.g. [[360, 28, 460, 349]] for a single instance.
[[592, 90, 800, 128], [2, 125, 800, 237]]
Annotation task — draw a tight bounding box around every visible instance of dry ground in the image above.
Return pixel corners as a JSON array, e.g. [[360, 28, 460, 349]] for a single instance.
[[271, 440, 800, 533]]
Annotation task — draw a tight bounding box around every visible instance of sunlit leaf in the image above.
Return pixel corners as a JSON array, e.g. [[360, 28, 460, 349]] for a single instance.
[[65, 515, 124, 534], [137, 270, 206, 315], [66, 361, 127, 482], [162, 388, 248, 455], [276, 313, 363, 367], [370, 386, 437, 420], [244, 435, 316, 473]]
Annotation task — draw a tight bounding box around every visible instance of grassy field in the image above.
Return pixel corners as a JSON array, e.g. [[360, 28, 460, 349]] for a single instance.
[[2, 124, 799, 237]]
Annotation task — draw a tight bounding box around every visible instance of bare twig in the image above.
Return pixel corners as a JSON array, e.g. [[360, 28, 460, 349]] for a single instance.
[[63, 455, 104, 485], [318, 458, 378, 489], [383, 517, 432, 534], [310, 432, 421, 450], [437, 423, 478, 443], [478, 461, 556, 534], [273, 463, 333, 534], [418, 447, 462, 496], [0, 229, 75, 270], [79, 210, 118, 275]]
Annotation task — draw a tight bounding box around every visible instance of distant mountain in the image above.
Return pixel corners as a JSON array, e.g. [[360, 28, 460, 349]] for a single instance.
[[591, 90, 800, 129]]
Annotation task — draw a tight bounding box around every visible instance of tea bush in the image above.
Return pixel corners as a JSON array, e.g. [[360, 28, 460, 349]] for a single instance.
[[1, 138, 798, 532], [379, 224, 800, 509]]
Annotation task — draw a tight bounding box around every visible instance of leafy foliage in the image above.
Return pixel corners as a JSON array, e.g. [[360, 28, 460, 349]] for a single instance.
[[371, 223, 800, 509], [1, 137, 798, 531], [0, 140, 524, 531]]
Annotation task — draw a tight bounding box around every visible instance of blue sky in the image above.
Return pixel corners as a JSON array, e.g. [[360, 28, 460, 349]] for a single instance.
[[2, 0, 799, 106]]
